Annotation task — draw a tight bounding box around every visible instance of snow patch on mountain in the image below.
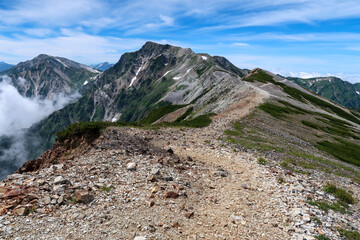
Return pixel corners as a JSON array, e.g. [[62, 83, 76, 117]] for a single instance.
[[163, 70, 172, 77], [129, 65, 143, 88], [55, 58, 68, 68]]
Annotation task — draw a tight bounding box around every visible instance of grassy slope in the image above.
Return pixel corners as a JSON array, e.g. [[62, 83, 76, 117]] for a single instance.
[[225, 70, 360, 182]]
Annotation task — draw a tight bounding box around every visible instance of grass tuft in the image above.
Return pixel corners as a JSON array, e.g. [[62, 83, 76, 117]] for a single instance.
[[338, 228, 360, 240], [323, 184, 355, 204], [100, 185, 112, 192], [257, 157, 267, 165]]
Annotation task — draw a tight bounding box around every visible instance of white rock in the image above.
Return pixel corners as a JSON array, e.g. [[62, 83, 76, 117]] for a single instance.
[[127, 162, 137, 171], [134, 236, 147, 240]]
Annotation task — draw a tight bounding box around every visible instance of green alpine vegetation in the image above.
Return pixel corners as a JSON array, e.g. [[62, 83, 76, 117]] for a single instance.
[[288, 77, 360, 110]]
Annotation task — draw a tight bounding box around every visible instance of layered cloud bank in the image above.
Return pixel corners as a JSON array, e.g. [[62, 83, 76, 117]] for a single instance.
[[0, 76, 80, 179]]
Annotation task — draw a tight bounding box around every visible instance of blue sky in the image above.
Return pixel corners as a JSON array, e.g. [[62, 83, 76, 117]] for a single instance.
[[1, 0, 360, 83]]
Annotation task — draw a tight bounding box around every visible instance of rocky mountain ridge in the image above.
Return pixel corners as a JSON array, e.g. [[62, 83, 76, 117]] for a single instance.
[[90, 62, 114, 71], [0, 54, 99, 99], [0, 62, 14, 72], [288, 76, 360, 110]]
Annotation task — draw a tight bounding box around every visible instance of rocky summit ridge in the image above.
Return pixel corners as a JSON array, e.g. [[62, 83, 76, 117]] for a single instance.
[[0, 42, 359, 239]]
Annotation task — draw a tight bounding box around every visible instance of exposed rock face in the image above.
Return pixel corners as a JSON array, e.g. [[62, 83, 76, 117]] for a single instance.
[[1, 54, 99, 99]]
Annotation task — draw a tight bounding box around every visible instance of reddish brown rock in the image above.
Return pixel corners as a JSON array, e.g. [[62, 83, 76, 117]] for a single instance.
[[164, 191, 179, 199], [74, 190, 94, 204]]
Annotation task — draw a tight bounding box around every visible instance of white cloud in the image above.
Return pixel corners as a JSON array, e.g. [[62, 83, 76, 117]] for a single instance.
[[273, 69, 360, 83], [233, 42, 250, 46], [0, 0, 103, 27], [0, 32, 147, 64], [227, 32, 360, 42], [160, 15, 174, 26], [24, 28, 55, 37], [199, 0, 360, 30], [0, 75, 81, 178], [346, 46, 360, 51]]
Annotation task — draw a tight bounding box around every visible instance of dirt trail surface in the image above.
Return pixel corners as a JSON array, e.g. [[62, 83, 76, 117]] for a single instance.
[[0, 100, 359, 240]]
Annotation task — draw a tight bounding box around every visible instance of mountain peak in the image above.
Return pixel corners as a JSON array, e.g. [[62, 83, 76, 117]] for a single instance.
[[139, 41, 172, 53], [35, 54, 52, 60]]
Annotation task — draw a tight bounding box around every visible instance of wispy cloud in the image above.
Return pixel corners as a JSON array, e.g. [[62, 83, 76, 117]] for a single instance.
[[226, 32, 360, 42], [274, 70, 360, 83], [199, 0, 360, 31], [0, 31, 146, 64], [0, 0, 102, 27], [346, 46, 360, 51], [233, 42, 250, 47]]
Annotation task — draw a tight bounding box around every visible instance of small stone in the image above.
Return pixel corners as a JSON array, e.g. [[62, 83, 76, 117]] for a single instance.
[[98, 178, 106, 183], [27, 193, 40, 201], [150, 168, 161, 175], [184, 212, 194, 219], [58, 195, 64, 204], [134, 236, 147, 240], [214, 169, 228, 177], [14, 207, 28, 216], [164, 176, 173, 181], [43, 196, 51, 204], [172, 222, 179, 228], [303, 214, 311, 223], [74, 190, 94, 204], [151, 186, 159, 194], [149, 201, 155, 207], [53, 185, 65, 195], [127, 163, 137, 171], [54, 176, 65, 184], [164, 191, 179, 199], [291, 208, 302, 217], [307, 194, 315, 200], [230, 214, 243, 221], [147, 175, 157, 182]]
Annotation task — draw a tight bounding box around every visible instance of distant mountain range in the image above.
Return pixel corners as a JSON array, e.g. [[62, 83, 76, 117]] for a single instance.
[[0, 61, 14, 71], [287, 76, 360, 110], [90, 62, 114, 71]]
